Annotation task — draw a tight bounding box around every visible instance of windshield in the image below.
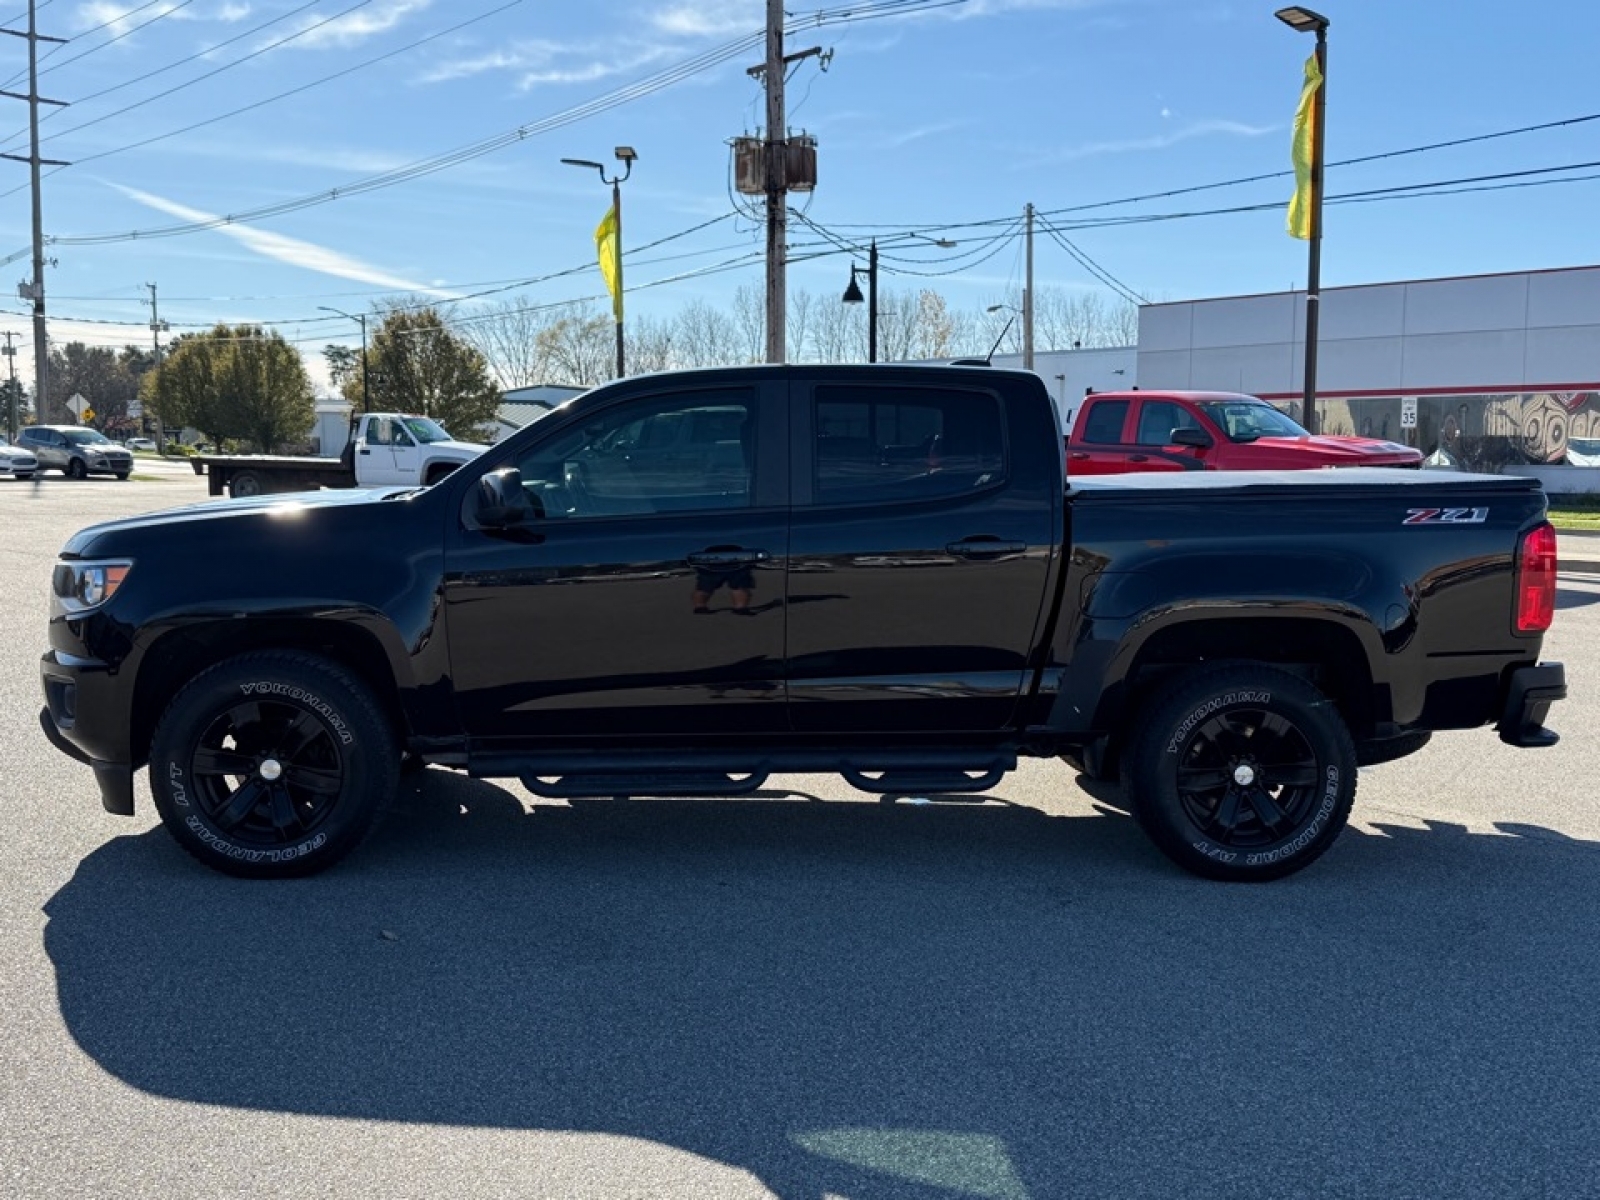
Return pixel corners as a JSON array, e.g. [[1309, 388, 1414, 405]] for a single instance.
[[398, 415, 452, 444], [64, 428, 114, 446], [1195, 400, 1309, 442]]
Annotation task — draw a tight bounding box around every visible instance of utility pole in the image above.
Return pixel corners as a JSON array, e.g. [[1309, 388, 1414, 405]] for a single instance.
[[145, 282, 168, 450], [1023, 202, 1035, 371], [0, 2, 67, 420], [763, 0, 786, 363], [2, 330, 17, 440]]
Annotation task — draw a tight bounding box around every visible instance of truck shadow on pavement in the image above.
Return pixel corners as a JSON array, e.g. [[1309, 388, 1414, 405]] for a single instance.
[[43, 770, 1600, 1200]]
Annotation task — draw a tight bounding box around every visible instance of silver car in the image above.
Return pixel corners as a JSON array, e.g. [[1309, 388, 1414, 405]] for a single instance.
[[17, 425, 133, 480]]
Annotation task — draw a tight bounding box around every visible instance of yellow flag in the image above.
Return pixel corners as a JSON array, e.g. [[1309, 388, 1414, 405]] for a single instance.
[[594, 204, 622, 322], [1288, 51, 1322, 240]]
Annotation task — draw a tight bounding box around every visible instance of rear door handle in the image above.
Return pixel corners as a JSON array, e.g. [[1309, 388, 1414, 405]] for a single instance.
[[1128, 454, 1148, 462], [687, 548, 769, 567], [1068, 452, 1090, 460], [946, 538, 1026, 559]]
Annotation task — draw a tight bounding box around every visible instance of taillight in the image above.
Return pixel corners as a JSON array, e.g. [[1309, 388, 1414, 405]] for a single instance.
[[1515, 522, 1557, 633]]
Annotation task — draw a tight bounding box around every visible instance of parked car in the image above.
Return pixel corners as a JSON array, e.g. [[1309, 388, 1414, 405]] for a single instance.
[[0, 439, 37, 480], [125, 437, 157, 452], [1066, 390, 1424, 474], [18, 425, 134, 480]]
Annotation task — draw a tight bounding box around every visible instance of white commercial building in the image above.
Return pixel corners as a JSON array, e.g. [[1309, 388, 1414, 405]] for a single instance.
[[1134, 264, 1600, 491]]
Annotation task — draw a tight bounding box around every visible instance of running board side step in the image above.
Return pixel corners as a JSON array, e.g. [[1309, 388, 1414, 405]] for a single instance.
[[520, 771, 769, 799], [475, 748, 1018, 800]]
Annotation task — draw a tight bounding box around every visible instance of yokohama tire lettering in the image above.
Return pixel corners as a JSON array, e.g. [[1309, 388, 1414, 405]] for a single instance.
[[185, 815, 326, 863], [167, 761, 189, 808], [238, 681, 353, 744], [1165, 691, 1272, 755]]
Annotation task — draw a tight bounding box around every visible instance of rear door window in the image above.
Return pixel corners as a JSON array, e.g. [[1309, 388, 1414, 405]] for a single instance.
[[811, 385, 1004, 506], [1080, 400, 1130, 445]]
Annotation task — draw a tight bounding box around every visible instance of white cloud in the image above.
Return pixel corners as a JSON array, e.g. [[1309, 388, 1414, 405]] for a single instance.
[[74, 1, 183, 35], [1050, 119, 1275, 163], [650, 0, 755, 38], [112, 185, 459, 299], [285, 0, 431, 50], [419, 37, 674, 90]]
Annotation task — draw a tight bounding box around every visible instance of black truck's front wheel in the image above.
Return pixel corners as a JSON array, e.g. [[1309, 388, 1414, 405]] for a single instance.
[[1122, 665, 1356, 882], [149, 652, 399, 878]]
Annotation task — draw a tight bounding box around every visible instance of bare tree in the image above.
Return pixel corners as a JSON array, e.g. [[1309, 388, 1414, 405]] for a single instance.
[[787, 288, 815, 362], [672, 299, 742, 368], [459, 299, 568, 389], [626, 314, 678, 375], [535, 307, 614, 386], [809, 292, 864, 363], [730, 282, 764, 365]]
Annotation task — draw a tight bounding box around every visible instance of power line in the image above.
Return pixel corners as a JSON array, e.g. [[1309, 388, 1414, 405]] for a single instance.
[[0, 0, 332, 147], [9, 0, 956, 250], [1036, 219, 1145, 304], [1, 0, 196, 93]]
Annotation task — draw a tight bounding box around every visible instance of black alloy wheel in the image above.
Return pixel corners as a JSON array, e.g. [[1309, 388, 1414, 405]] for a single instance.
[[150, 652, 399, 878], [1123, 664, 1357, 881]]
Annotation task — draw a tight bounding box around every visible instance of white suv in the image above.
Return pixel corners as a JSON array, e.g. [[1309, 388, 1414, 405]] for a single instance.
[[18, 425, 134, 480]]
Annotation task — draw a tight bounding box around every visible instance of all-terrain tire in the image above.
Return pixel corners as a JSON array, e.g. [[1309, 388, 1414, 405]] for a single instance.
[[1121, 664, 1357, 882], [149, 651, 399, 878]]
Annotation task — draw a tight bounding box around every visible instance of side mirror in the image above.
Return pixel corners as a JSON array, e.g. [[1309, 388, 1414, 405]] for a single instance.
[[475, 467, 534, 529], [1171, 427, 1212, 449]]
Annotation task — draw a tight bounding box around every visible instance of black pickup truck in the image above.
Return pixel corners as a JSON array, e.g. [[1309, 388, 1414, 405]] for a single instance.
[[40, 364, 1565, 882]]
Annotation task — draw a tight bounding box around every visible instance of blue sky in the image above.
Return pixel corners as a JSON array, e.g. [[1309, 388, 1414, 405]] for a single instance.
[[1, 0, 1596, 392]]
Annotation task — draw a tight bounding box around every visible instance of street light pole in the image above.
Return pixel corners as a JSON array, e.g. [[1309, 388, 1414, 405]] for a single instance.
[[318, 306, 368, 413], [562, 147, 636, 379], [1277, 5, 1329, 433], [841, 239, 879, 363]]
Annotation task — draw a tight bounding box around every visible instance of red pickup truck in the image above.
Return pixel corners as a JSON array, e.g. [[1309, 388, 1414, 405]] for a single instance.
[[1067, 389, 1423, 474]]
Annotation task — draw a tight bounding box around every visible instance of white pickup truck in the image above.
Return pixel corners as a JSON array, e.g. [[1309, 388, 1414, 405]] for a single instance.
[[193, 412, 488, 498]]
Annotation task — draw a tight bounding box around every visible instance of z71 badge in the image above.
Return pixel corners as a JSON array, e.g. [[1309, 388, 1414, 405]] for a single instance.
[[1403, 507, 1489, 525]]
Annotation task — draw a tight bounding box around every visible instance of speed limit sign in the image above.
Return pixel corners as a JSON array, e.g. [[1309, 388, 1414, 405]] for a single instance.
[[1400, 396, 1418, 429]]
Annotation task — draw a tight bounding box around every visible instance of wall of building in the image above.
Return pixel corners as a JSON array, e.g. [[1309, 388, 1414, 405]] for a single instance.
[[1136, 266, 1600, 479], [990, 346, 1138, 434]]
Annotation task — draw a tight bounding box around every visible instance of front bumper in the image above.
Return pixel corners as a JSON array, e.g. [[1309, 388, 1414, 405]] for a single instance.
[[40, 649, 136, 815], [39, 705, 133, 815], [1496, 662, 1566, 748]]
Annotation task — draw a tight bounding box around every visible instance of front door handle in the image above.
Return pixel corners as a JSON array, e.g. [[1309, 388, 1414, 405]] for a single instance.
[[1128, 454, 1148, 462], [687, 547, 770, 567], [1068, 451, 1090, 460], [946, 538, 1027, 560]]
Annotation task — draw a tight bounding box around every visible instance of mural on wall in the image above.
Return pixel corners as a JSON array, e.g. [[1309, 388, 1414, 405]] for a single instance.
[[1307, 392, 1600, 471]]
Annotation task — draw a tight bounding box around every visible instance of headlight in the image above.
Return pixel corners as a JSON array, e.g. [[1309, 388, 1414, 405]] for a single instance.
[[51, 560, 133, 615]]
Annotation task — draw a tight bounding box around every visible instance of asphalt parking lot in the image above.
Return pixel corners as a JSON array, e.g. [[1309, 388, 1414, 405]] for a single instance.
[[3, 474, 1598, 1200]]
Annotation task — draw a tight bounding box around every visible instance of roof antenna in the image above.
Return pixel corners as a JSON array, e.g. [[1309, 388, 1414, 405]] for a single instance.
[[948, 315, 1014, 368]]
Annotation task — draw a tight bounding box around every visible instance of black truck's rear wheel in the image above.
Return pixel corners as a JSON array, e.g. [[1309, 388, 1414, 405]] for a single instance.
[[229, 470, 264, 498], [1122, 664, 1356, 881], [149, 652, 399, 878]]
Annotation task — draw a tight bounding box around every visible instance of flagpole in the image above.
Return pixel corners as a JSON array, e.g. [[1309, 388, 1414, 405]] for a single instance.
[[1278, 6, 1330, 434], [613, 175, 625, 379], [1303, 23, 1327, 433], [561, 147, 636, 381]]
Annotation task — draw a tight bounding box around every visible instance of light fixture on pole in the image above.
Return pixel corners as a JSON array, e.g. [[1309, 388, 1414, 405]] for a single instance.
[[562, 146, 636, 378], [318, 305, 369, 414], [841, 239, 879, 363], [1277, 4, 1329, 433]]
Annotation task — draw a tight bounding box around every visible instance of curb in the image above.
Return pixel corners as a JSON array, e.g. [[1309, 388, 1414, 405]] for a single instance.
[[1560, 560, 1600, 576]]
